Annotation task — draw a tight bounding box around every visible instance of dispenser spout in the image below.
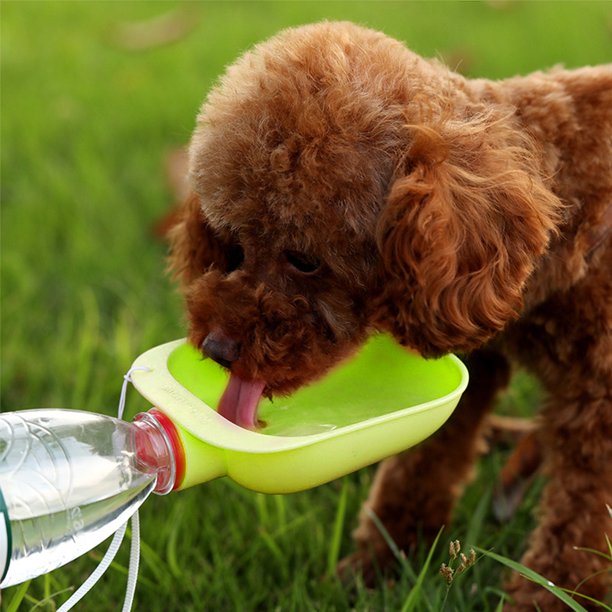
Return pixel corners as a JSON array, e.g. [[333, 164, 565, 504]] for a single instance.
[[133, 409, 186, 494]]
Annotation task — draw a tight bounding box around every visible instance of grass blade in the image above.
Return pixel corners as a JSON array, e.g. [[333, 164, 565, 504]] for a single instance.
[[165, 519, 183, 579], [477, 548, 588, 612], [5, 580, 31, 612], [326, 479, 349, 577], [464, 489, 490, 549], [572, 545, 612, 562], [258, 527, 289, 581], [401, 528, 443, 612]]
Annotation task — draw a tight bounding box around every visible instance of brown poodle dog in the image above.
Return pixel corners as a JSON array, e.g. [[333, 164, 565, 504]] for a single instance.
[[169, 22, 612, 610]]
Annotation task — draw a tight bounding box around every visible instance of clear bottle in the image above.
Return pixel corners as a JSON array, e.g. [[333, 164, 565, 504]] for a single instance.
[[0, 409, 179, 588]]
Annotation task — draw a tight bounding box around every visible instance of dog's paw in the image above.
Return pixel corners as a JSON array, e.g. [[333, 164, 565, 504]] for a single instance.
[[336, 544, 400, 588]]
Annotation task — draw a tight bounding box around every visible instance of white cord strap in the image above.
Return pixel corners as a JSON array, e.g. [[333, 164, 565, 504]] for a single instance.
[[122, 511, 140, 612], [57, 523, 127, 612], [59, 366, 150, 612], [118, 366, 151, 420]]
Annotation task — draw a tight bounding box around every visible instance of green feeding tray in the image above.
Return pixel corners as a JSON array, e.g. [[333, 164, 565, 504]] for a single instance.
[[130, 335, 468, 494]]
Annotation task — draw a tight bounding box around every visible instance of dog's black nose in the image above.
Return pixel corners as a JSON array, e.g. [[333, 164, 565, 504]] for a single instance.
[[202, 331, 240, 369]]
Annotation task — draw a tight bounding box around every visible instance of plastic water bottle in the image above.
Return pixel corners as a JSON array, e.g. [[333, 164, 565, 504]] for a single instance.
[[0, 408, 179, 588]]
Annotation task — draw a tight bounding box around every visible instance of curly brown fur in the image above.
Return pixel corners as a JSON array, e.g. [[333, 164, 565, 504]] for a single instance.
[[169, 22, 612, 609]]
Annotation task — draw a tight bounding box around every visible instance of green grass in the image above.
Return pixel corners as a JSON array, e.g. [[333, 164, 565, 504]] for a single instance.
[[1, 1, 611, 610]]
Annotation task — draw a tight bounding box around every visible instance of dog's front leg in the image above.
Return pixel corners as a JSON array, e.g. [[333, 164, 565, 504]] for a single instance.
[[504, 390, 612, 611], [338, 348, 510, 585]]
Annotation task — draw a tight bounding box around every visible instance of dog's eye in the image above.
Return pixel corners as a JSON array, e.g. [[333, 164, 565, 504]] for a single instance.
[[284, 250, 321, 274], [225, 243, 244, 273]]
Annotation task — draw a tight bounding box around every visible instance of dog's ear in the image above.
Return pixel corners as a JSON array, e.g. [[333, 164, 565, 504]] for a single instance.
[[375, 110, 562, 357], [167, 192, 232, 286]]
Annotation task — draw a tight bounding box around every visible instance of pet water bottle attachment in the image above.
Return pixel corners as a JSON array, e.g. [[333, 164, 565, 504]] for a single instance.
[[0, 408, 183, 588], [129, 336, 469, 494]]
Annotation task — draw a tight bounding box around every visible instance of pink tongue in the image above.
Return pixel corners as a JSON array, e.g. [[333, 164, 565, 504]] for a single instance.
[[217, 373, 266, 429]]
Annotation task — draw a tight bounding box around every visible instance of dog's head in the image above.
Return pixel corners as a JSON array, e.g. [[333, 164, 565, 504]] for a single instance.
[[169, 22, 561, 427]]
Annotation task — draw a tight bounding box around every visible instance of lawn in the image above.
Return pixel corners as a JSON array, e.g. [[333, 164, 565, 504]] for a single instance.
[[1, 1, 611, 610]]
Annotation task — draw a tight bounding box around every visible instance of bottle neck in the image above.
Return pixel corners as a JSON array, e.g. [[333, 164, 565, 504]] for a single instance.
[[133, 409, 185, 494]]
